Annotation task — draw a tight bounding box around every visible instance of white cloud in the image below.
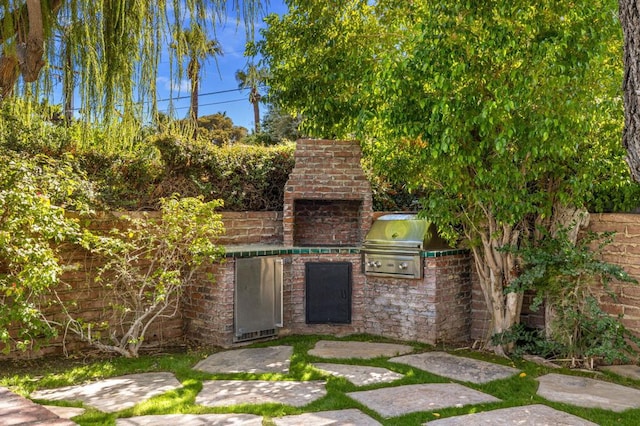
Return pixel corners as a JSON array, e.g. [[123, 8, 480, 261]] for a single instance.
[[157, 76, 191, 94]]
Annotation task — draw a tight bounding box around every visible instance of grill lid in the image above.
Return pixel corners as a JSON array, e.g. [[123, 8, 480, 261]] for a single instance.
[[363, 214, 449, 251]]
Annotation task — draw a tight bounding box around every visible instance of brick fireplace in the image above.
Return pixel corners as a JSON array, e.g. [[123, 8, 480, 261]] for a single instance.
[[283, 139, 373, 247]]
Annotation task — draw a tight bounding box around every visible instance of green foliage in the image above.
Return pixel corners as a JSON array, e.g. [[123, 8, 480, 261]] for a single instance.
[[505, 228, 640, 366], [154, 135, 296, 211], [259, 0, 381, 138], [259, 0, 631, 352], [0, 100, 77, 156], [76, 151, 163, 210], [0, 150, 90, 353], [70, 196, 225, 358], [195, 113, 248, 145], [259, 104, 302, 144], [491, 324, 564, 359]]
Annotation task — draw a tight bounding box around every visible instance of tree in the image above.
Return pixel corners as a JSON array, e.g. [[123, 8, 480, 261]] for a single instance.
[[260, 0, 629, 355], [236, 64, 268, 133], [0, 0, 262, 123], [197, 112, 248, 145], [174, 24, 223, 124], [620, 0, 640, 182], [70, 197, 225, 358], [261, 104, 302, 142]]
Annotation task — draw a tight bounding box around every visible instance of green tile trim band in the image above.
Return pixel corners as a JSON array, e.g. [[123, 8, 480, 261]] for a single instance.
[[223, 246, 468, 258]]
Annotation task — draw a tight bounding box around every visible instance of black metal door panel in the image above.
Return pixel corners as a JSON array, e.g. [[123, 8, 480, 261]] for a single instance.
[[305, 262, 352, 324]]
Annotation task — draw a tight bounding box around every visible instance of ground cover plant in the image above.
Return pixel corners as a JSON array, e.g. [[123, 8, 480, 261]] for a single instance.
[[1, 334, 639, 425]]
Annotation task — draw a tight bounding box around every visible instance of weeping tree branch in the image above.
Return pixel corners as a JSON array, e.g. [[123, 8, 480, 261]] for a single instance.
[[0, 0, 263, 124]]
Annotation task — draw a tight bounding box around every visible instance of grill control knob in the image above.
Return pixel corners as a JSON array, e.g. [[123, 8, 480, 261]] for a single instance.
[[367, 261, 381, 268], [374, 261, 381, 267], [398, 262, 408, 270]]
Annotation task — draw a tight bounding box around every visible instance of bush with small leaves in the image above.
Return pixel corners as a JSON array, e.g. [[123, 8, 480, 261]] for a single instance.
[[66, 196, 225, 357], [502, 228, 640, 367]]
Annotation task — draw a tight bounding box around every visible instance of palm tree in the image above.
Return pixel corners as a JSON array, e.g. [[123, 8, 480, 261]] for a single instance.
[[178, 24, 222, 124], [235, 64, 267, 133]]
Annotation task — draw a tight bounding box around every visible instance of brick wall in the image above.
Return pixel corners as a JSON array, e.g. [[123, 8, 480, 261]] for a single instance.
[[182, 261, 236, 348], [18, 208, 640, 358], [0, 212, 184, 360], [184, 252, 472, 348], [283, 139, 373, 246], [589, 214, 640, 334], [217, 212, 283, 245], [365, 254, 471, 344], [284, 254, 367, 337]]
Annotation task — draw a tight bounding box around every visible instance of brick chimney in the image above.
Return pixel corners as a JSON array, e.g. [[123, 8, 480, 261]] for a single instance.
[[283, 139, 373, 247]]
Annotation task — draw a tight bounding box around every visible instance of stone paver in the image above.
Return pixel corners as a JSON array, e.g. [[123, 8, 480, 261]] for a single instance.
[[116, 413, 263, 425], [0, 386, 76, 426], [309, 340, 413, 359], [196, 380, 327, 408], [425, 404, 598, 425], [390, 351, 519, 384], [312, 363, 403, 386], [600, 364, 640, 381], [194, 345, 292, 374], [347, 383, 500, 418], [537, 373, 640, 412], [30, 372, 182, 413], [43, 405, 86, 420], [273, 408, 381, 425], [5, 342, 640, 426]]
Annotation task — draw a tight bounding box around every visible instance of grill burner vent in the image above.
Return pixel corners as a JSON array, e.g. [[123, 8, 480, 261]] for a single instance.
[[362, 214, 449, 279]]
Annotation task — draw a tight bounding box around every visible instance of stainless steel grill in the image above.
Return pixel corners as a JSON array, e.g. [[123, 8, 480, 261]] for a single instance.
[[362, 214, 448, 279]]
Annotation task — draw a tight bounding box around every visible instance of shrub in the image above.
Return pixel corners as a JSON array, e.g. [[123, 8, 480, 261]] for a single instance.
[[0, 151, 91, 353], [501, 227, 640, 367], [154, 135, 295, 210], [65, 196, 225, 358]]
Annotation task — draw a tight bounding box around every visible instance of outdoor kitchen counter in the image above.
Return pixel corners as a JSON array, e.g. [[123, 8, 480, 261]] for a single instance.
[[222, 244, 468, 258]]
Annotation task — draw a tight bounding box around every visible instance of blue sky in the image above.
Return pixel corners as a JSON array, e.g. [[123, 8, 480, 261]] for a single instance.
[[155, 0, 288, 132]]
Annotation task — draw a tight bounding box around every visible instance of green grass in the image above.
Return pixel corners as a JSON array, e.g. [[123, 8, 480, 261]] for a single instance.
[[1, 334, 639, 425]]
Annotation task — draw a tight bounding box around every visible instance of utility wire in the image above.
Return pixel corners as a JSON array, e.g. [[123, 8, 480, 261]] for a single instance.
[[169, 98, 246, 111], [157, 87, 244, 102]]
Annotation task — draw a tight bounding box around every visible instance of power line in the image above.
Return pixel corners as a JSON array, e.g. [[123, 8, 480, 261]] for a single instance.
[[169, 98, 247, 111], [157, 87, 244, 102]]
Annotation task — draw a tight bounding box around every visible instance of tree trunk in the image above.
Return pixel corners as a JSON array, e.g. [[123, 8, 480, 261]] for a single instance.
[[0, 0, 62, 98], [620, 0, 640, 182], [63, 33, 73, 123], [17, 0, 45, 82], [251, 88, 261, 133], [188, 58, 199, 138], [469, 211, 523, 356]]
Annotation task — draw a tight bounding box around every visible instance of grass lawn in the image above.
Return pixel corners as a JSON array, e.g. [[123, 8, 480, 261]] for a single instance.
[[1, 334, 639, 425]]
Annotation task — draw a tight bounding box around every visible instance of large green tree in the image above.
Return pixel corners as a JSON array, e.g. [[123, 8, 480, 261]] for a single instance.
[[260, 0, 629, 354]]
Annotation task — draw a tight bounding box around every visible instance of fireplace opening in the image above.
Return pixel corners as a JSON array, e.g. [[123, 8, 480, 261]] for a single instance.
[[282, 139, 373, 247], [293, 199, 363, 246]]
